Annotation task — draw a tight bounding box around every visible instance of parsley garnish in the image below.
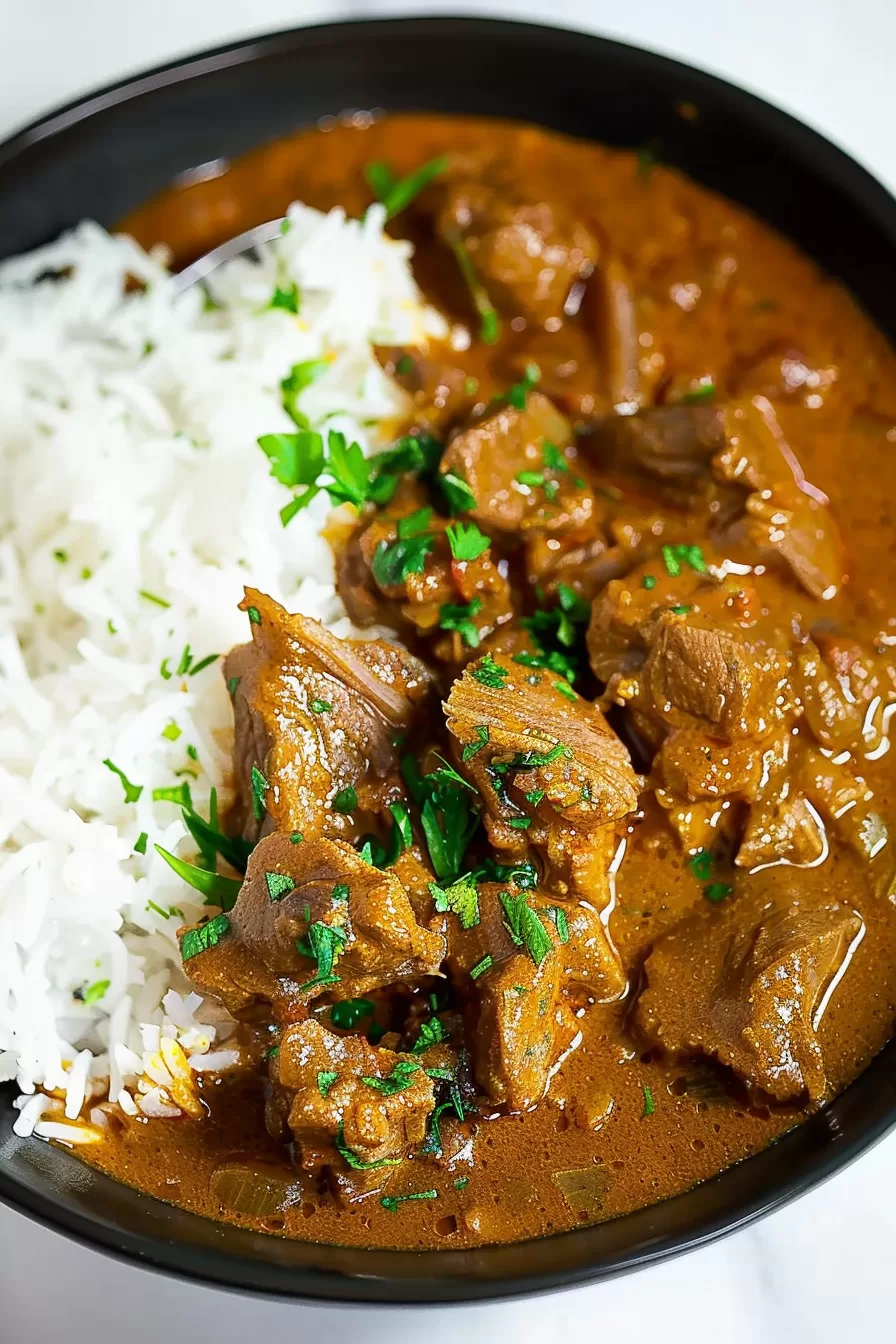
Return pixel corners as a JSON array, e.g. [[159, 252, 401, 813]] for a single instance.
[[462, 725, 490, 762], [440, 470, 477, 515], [518, 582, 590, 684], [81, 979, 110, 1005], [155, 846, 242, 911], [246, 606, 261, 625], [429, 872, 480, 929], [280, 358, 329, 425], [259, 429, 324, 492], [138, 589, 170, 609], [332, 785, 358, 814], [227, 676, 240, 698], [330, 998, 374, 1030], [161, 722, 181, 742], [179, 788, 253, 874], [455, 1176, 470, 1190], [508, 817, 532, 830], [372, 531, 434, 587], [704, 882, 734, 903], [641, 574, 657, 590], [103, 759, 143, 804], [542, 442, 568, 472], [152, 782, 192, 808], [365, 154, 448, 218], [296, 920, 346, 992], [180, 913, 231, 961], [439, 597, 482, 648], [268, 282, 300, 314], [506, 741, 568, 770], [412, 1017, 448, 1054], [445, 233, 501, 344], [381, 1189, 439, 1212], [335, 1122, 403, 1171], [317, 1070, 338, 1099], [134, 832, 148, 855], [554, 679, 577, 702], [290, 831, 304, 844], [679, 381, 716, 404], [310, 698, 332, 714], [661, 543, 707, 577], [250, 765, 269, 822], [499, 891, 552, 966], [470, 954, 493, 981], [446, 519, 490, 561], [265, 871, 295, 902], [501, 362, 540, 411], [362, 1060, 421, 1096], [642, 1085, 656, 1117], [687, 849, 713, 881], [546, 906, 570, 943], [471, 653, 508, 688]]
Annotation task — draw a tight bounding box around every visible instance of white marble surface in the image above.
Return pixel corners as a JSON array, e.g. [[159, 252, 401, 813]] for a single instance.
[[2, 2, 896, 1339]]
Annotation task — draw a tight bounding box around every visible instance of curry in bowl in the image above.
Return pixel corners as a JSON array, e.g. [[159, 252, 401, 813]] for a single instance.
[[6, 113, 896, 1251]]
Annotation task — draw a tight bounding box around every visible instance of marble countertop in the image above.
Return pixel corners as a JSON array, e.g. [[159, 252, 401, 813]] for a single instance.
[[2, 2, 895, 1339]]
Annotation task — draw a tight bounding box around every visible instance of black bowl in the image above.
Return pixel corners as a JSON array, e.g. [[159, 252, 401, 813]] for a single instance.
[[2, 14, 896, 1306]]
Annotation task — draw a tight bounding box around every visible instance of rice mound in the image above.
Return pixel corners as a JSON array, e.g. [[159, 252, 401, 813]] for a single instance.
[[0, 202, 445, 1139]]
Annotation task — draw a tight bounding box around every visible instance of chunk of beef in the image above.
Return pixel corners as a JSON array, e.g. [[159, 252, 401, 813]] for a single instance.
[[796, 633, 896, 754], [272, 1018, 439, 1195], [445, 650, 637, 933], [637, 892, 863, 1102], [441, 883, 577, 1110], [178, 922, 286, 1020], [225, 589, 432, 844], [714, 396, 845, 599], [352, 488, 514, 659], [377, 346, 476, 432], [585, 404, 725, 492], [590, 253, 642, 409], [230, 833, 445, 1002], [436, 178, 599, 326], [439, 390, 593, 537]]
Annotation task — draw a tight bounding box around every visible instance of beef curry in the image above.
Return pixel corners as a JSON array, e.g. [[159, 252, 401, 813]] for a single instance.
[[79, 114, 896, 1249]]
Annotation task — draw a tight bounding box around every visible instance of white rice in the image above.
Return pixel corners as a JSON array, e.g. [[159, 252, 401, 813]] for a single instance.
[[0, 201, 446, 1132]]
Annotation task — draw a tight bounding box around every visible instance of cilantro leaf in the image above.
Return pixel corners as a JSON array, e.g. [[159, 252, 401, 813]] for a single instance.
[[296, 921, 346, 991], [471, 653, 508, 688], [361, 1060, 421, 1095], [336, 1121, 403, 1170], [102, 758, 143, 804], [180, 913, 231, 961], [428, 872, 481, 929], [446, 520, 490, 561], [155, 845, 243, 911], [317, 1070, 338, 1098], [498, 890, 553, 966], [439, 597, 482, 648], [412, 1017, 448, 1054], [366, 155, 448, 219]]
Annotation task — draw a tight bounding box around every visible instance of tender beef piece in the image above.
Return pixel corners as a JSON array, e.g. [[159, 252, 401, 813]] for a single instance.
[[353, 489, 514, 660], [377, 346, 476, 433], [796, 633, 896, 754], [444, 650, 637, 928], [585, 404, 725, 491], [589, 253, 642, 409], [637, 893, 863, 1102], [714, 396, 845, 599], [224, 588, 432, 844], [178, 924, 289, 1021], [435, 178, 599, 326], [230, 833, 445, 1002], [441, 883, 577, 1110], [439, 390, 594, 537], [796, 744, 886, 860], [272, 1018, 439, 1193], [655, 731, 762, 804], [501, 326, 608, 421]]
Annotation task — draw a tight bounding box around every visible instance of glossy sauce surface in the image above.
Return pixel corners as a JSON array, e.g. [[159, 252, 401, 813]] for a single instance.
[[77, 114, 896, 1249]]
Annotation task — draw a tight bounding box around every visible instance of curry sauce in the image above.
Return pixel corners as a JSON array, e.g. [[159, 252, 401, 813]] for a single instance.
[[74, 114, 896, 1250]]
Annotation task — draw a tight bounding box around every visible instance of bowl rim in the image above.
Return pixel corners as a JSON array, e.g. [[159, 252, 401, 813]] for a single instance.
[[2, 10, 896, 1306]]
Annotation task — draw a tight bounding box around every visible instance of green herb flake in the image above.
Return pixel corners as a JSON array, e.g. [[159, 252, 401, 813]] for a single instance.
[[296, 921, 347, 992], [470, 954, 493, 981], [508, 817, 532, 830], [429, 872, 480, 929], [332, 883, 350, 903], [454, 1177, 470, 1190], [446, 519, 490, 562], [188, 653, 219, 677], [133, 831, 148, 855], [246, 606, 262, 626], [152, 782, 193, 809], [471, 653, 509, 689], [102, 759, 143, 804], [53, 549, 68, 564], [446, 233, 501, 345], [679, 381, 716, 404], [332, 785, 358, 814], [547, 906, 570, 943], [81, 979, 110, 1005], [250, 765, 269, 822], [161, 722, 182, 742], [330, 998, 374, 1030], [265, 871, 296, 902], [310, 698, 332, 714], [412, 1017, 448, 1054], [641, 574, 657, 590], [366, 154, 448, 218], [380, 1189, 439, 1212], [180, 913, 232, 961], [289, 831, 304, 845], [396, 354, 415, 376], [554, 679, 577, 702], [464, 376, 479, 397], [516, 470, 545, 489], [336, 1122, 403, 1171], [504, 363, 541, 411], [642, 1085, 656, 1118], [525, 789, 545, 806], [440, 470, 478, 515], [227, 676, 240, 698], [462, 724, 490, 762], [317, 1070, 338, 1099], [542, 441, 568, 472], [704, 882, 734, 903], [362, 1060, 421, 1096], [156, 846, 242, 911], [138, 589, 170, 609], [688, 849, 714, 881], [268, 282, 300, 314], [439, 596, 483, 649], [498, 891, 552, 967], [371, 532, 435, 588]]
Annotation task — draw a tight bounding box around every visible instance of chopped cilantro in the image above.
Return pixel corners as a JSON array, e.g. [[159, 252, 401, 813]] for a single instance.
[[542, 441, 568, 472], [290, 831, 304, 844], [330, 998, 374, 1030], [317, 1070, 338, 1099], [103, 759, 143, 804], [641, 574, 657, 590], [412, 1017, 448, 1054], [246, 606, 261, 625], [155, 846, 242, 911], [670, 604, 692, 616], [227, 676, 240, 698], [332, 785, 358, 814], [365, 154, 448, 218], [508, 817, 532, 830], [152, 782, 193, 808], [471, 653, 509, 688], [180, 913, 231, 961], [396, 354, 415, 376], [546, 906, 570, 943], [554, 679, 577, 702], [265, 871, 296, 902], [446, 233, 501, 344], [454, 1177, 470, 1190], [310, 698, 332, 714], [380, 1189, 439, 1212], [679, 382, 716, 404], [332, 883, 350, 903], [81, 979, 110, 1005], [704, 882, 734, 903], [503, 363, 540, 411], [429, 872, 480, 929], [296, 921, 346, 992], [133, 832, 148, 855], [372, 531, 434, 587], [462, 725, 490, 762], [250, 765, 269, 822], [470, 954, 493, 981], [446, 519, 490, 562], [138, 589, 170, 608], [161, 722, 181, 742], [268, 282, 300, 314], [499, 891, 553, 966], [440, 470, 478, 515], [362, 1060, 421, 1096], [516, 470, 546, 488], [439, 597, 482, 648], [642, 1085, 656, 1117]]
